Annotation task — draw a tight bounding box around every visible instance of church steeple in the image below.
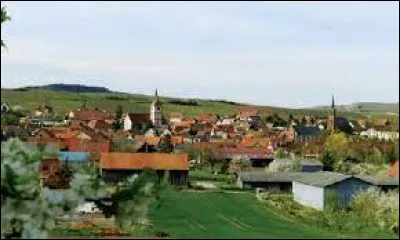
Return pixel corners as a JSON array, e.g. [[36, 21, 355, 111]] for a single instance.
[[150, 89, 162, 129], [328, 94, 337, 133]]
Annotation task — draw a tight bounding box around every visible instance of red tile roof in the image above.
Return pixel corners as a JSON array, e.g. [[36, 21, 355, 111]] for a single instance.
[[72, 109, 113, 121], [100, 153, 189, 170], [127, 113, 151, 124], [144, 136, 161, 146], [197, 113, 217, 123], [88, 120, 112, 130], [387, 161, 399, 177]]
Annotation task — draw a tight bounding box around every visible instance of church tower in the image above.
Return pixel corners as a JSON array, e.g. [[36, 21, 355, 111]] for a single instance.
[[150, 89, 163, 129], [327, 94, 336, 132]]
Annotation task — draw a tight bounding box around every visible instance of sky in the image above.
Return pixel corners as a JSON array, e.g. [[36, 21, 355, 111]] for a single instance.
[[1, 1, 399, 108]]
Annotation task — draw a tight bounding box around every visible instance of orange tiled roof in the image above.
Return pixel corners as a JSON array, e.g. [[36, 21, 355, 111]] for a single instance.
[[100, 152, 189, 170], [72, 109, 113, 121], [144, 136, 161, 146], [387, 161, 399, 177], [171, 136, 184, 145], [197, 113, 217, 123]]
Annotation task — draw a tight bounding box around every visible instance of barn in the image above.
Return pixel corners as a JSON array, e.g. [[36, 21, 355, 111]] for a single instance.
[[99, 152, 189, 186], [237, 171, 307, 191], [292, 171, 372, 210]]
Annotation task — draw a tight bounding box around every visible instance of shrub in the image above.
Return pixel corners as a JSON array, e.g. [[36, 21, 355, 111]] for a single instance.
[[229, 155, 252, 174], [350, 187, 399, 233], [268, 158, 301, 172]]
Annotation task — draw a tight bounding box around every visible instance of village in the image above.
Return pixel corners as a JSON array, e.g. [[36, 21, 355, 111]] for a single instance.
[[1, 89, 399, 209], [1, 89, 399, 238]]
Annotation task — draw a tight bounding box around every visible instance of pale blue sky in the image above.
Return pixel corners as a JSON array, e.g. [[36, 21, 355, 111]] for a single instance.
[[1, 1, 399, 108]]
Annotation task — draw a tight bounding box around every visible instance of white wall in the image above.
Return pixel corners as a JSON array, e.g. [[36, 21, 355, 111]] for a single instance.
[[124, 116, 132, 131], [293, 181, 324, 210]]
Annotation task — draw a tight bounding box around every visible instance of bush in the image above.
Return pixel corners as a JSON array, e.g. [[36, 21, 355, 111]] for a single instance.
[[350, 188, 399, 233], [268, 158, 301, 172], [229, 155, 252, 174]]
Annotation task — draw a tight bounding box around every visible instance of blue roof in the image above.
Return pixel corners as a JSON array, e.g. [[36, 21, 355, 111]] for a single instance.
[[58, 151, 89, 163]]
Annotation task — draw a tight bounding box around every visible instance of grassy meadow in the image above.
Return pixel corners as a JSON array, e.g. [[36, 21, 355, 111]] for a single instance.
[[147, 189, 397, 239], [1, 88, 389, 120]]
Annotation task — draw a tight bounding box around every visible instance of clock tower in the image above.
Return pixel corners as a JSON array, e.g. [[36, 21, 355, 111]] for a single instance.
[[150, 89, 163, 129]]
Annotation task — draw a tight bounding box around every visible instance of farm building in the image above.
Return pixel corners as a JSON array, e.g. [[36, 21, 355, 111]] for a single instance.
[[237, 171, 307, 191], [356, 175, 399, 192], [292, 171, 372, 210], [99, 152, 189, 186]]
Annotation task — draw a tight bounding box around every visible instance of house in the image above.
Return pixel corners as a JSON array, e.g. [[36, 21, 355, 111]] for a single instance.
[[123, 113, 151, 131], [99, 152, 189, 185], [293, 126, 323, 142], [1, 101, 11, 113], [34, 104, 53, 117], [169, 112, 183, 125], [360, 127, 399, 141], [197, 113, 217, 124], [237, 171, 307, 191], [292, 171, 372, 210], [356, 175, 399, 192], [387, 161, 399, 177], [69, 109, 114, 124], [88, 119, 113, 131], [40, 157, 61, 180]]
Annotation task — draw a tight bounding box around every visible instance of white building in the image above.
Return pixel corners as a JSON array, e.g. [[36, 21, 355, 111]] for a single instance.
[[292, 172, 371, 210]]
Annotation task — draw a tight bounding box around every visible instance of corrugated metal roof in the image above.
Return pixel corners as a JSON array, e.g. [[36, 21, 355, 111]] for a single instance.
[[239, 171, 307, 183], [356, 175, 399, 186], [100, 152, 189, 170], [293, 171, 353, 187], [274, 158, 323, 167]]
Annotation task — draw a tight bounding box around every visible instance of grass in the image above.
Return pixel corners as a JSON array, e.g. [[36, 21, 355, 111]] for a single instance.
[[147, 189, 394, 239], [1, 88, 377, 120]]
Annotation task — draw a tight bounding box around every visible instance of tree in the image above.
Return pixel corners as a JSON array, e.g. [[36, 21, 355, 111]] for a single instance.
[[116, 105, 123, 119], [321, 132, 349, 170], [111, 138, 135, 152], [300, 116, 307, 125], [229, 155, 252, 175], [1, 138, 161, 238], [1, 113, 19, 125], [1, 6, 11, 47], [158, 135, 174, 153]]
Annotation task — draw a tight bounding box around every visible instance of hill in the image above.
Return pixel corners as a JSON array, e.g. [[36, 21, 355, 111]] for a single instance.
[[1, 84, 393, 121], [311, 102, 399, 115], [12, 84, 111, 93]]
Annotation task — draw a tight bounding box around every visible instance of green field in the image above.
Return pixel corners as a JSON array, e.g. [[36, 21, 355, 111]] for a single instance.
[[147, 190, 395, 239], [1, 88, 372, 119]]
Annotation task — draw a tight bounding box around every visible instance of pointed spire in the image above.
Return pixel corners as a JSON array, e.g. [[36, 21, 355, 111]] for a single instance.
[[331, 94, 335, 108], [155, 89, 158, 98]]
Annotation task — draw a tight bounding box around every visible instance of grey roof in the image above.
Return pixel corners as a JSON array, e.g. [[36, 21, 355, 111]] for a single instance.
[[356, 175, 399, 186], [293, 126, 322, 136], [238, 171, 307, 183], [275, 158, 323, 167], [293, 171, 353, 187]]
